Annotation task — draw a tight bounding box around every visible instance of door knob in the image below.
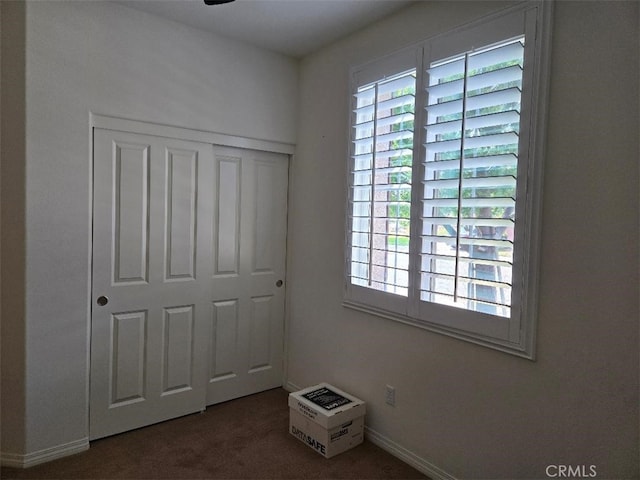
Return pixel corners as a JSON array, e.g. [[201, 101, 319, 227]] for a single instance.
[[276, 280, 283, 288], [96, 296, 109, 306]]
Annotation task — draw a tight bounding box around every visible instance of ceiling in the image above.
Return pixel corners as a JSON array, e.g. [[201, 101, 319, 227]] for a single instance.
[[115, 0, 417, 58]]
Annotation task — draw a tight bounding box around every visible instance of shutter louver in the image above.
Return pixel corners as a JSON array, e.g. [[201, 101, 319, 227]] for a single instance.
[[421, 37, 524, 317], [349, 70, 417, 296]]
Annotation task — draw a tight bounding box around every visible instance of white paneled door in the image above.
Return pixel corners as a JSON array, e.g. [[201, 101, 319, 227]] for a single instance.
[[207, 146, 288, 405], [90, 129, 288, 440]]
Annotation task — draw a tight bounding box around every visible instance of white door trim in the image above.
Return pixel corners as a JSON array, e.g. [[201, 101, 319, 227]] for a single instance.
[[90, 113, 296, 155]]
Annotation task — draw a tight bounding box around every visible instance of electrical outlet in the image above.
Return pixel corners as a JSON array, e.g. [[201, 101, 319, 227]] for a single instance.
[[385, 384, 396, 406]]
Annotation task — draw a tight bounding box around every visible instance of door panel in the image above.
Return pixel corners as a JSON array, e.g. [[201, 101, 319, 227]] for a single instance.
[[207, 146, 288, 405], [210, 299, 240, 382], [113, 142, 149, 284], [90, 129, 213, 440], [249, 295, 273, 370], [215, 157, 241, 275], [110, 310, 147, 405], [162, 305, 195, 394], [165, 149, 198, 281]]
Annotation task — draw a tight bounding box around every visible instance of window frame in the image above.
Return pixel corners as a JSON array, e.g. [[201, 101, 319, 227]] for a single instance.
[[344, 1, 553, 359]]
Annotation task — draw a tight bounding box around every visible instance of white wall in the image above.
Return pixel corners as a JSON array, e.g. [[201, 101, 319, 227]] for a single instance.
[[1, 0, 297, 458], [287, 1, 639, 478], [2, 1, 638, 476], [1, 0, 27, 459]]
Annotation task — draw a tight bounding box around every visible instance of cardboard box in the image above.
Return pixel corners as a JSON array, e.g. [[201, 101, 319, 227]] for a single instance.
[[288, 383, 366, 458]]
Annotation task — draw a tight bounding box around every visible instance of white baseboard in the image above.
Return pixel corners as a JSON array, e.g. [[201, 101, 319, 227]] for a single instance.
[[1, 437, 89, 468], [283, 380, 454, 480], [284, 380, 302, 392], [365, 427, 456, 480]]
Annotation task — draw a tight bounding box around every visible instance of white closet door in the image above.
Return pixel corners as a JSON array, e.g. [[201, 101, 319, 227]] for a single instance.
[[90, 129, 289, 439], [90, 129, 214, 440], [207, 146, 288, 405]]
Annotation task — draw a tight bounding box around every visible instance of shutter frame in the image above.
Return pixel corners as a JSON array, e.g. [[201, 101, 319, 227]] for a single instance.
[[344, 1, 553, 360]]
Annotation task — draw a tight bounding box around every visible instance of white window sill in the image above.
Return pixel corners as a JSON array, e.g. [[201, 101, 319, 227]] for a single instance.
[[342, 299, 536, 360]]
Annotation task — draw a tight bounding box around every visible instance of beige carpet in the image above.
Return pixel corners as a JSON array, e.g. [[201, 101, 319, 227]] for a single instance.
[[1, 388, 428, 479]]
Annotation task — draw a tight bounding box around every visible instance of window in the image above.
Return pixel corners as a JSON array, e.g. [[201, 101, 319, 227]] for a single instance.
[[345, 2, 551, 358], [423, 37, 524, 318], [351, 68, 416, 297]]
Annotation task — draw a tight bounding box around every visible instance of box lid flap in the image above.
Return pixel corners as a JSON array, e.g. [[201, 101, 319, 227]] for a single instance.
[[289, 383, 366, 429]]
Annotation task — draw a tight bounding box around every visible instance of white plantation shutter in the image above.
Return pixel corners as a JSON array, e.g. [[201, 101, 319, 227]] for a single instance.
[[421, 37, 524, 318], [345, 2, 550, 358], [348, 67, 417, 310]]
